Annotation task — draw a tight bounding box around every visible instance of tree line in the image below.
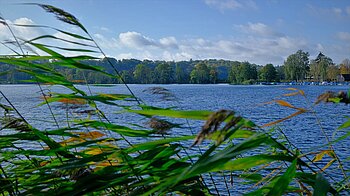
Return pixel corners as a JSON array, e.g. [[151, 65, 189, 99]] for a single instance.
[[1, 51, 349, 84]]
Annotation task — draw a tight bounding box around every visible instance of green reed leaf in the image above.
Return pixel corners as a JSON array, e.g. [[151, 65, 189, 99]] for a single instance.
[[38, 44, 98, 53], [0, 58, 53, 72], [267, 159, 297, 196], [218, 154, 294, 171], [338, 117, 350, 130], [127, 108, 212, 120], [28, 35, 96, 48], [13, 23, 92, 41], [125, 135, 194, 153], [313, 173, 331, 195], [76, 120, 154, 137], [55, 29, 92, 40]]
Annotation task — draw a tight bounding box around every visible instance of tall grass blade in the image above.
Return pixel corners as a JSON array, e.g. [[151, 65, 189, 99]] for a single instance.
[[267, 159, 297, 195]]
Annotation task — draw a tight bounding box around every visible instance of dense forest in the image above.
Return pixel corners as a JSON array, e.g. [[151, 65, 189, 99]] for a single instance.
[[1, 50, 349, 84]]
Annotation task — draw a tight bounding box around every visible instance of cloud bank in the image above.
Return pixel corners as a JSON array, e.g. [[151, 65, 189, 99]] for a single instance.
[[102, 23, 310, 65], [1, 18, 348, 65]]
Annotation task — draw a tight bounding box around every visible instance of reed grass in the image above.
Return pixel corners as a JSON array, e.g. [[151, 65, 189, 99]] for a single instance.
[[0, 4, 349, 195]]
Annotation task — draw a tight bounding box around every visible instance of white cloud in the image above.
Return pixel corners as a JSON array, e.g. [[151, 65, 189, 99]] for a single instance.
[[0, 17, 39, 40], [204, 0, 257, 12], [118, 31, 179, 50], [93, 33, 118, 49], [204, 0, 242, 11], [336, 32, 350, 41], [119, 31, 158, 49], [332, 8, 342, 16], [162, 51, 193, 61], [110, 31, 308, 65], [237, 22, 284, 37], [307, 5, 350, 18], [54, 29, 346, 65], [117, 53, 133, 59], [0, 17, 43, 55], [99, 26, 111, 32], [159, 36, 178, 49]]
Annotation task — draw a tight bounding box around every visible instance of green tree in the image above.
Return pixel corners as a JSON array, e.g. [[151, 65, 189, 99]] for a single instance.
[[339, 58, 350, 75], [121, 70, 134, 83], [284, 50, 309, 82], [175, 64, 187, 83], [327, 64, 340, 82], [259, 63, 277, 82], [228, 61, 240, 83], [310, 52, 333, 82], [236, 62, 257, 84], [228, 61, 257, 84], [154, 63, 173, 84], [275, 65, 285, 82], [133, 64, 153, 84], [209, 66, 218, 84], [190, 63, 210, 83]]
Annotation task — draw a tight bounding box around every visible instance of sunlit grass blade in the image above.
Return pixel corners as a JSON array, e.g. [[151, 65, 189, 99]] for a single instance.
[[338, 117, 350, 130], [127, 108, 212, 120], [215, 154, 294, 172], [12, 23, 92, 41], [30, 42, 98, 53], [76, 120, 154, 137], [28, 35, 97, 48], [125, 135, 195, 153], [0, 58, 54, 72], [38, 93, 133, 107]]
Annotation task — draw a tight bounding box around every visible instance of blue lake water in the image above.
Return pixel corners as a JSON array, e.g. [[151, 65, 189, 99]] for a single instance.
[[1, 84, 349, 194]]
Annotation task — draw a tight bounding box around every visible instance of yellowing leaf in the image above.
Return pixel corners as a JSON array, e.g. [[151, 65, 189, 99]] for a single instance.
[[285, 88, 298, 91], [283, 92, 300, 97], [321, 159, 336, 172], [96, 160, 119, 167], [275, 100, 296, 109], [84, 148, 103, 155], [83, 131, 105, 139], [59, 131, 105, 146], [71, 79, 85, 83], [284, 88, 305, 96], [262, 110, 306, 127], [40, 161, 50, 167], [273, 100, 307, 112], [58, 98, 86, 105], [59, 137, 84, 145], [73, 131, 105, 139], [313, 150, 336, 162]]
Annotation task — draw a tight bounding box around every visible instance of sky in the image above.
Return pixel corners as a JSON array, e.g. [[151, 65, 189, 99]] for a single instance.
[[0, 0, 349, 65]]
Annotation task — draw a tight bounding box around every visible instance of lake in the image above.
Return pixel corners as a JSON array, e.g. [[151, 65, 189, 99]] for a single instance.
[[1, 84, 349, 194]]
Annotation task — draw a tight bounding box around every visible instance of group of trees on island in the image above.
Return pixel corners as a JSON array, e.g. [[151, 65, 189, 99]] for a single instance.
[[1, 50, 349, 84]]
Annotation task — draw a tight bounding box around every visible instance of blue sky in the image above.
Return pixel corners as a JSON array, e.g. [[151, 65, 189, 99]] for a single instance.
[[0, 0, 349, 65]]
